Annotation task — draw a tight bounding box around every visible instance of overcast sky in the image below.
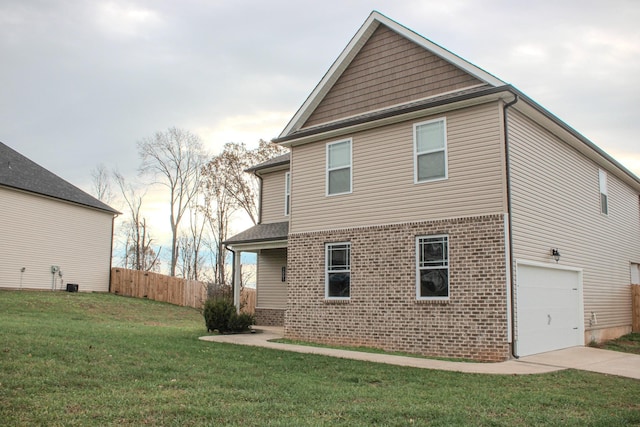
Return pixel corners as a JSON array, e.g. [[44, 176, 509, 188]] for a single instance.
[[2, 0, 639, 249]]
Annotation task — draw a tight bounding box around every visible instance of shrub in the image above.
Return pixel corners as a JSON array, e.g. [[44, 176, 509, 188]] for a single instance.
[[203, 297, 255, 334]]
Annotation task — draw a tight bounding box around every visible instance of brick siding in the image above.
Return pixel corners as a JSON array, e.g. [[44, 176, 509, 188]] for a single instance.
[[285, 214, 509, 361], [255, 308, 285, 326]]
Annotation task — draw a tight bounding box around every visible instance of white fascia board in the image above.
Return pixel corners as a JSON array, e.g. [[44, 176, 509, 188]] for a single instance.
[[227, 240, 288, 253]]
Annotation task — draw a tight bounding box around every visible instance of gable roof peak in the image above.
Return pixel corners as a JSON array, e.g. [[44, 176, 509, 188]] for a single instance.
[[279, 11, 506, 138]]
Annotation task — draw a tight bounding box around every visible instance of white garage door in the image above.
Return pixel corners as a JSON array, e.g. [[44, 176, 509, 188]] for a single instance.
[[516, 262, 583, 357]]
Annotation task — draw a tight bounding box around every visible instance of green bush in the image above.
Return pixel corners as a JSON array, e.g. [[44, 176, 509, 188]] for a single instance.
[[203, 297, 254, 334]]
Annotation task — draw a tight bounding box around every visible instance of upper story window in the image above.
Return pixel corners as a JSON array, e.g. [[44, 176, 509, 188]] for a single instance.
[[326, 242, 351, 299], [326, 139, 352, 196], [599, 169, 608, 215], [416, 235, 449, 300], [414, 118, 447, 183], [284, 171, 291, 216]]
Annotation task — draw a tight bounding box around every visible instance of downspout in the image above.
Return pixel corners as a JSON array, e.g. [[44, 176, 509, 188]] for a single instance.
[[255, 172, 263, 225], [503, 93, 519, 358], [108, 214, 118, 293]]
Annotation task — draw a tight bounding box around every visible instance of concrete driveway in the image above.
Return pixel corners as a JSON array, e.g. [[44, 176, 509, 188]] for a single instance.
[[200, 327, 640, 379], [517, 346, 640, 379]]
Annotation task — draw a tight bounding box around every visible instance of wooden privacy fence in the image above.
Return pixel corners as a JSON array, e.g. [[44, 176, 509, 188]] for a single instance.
[[110, 268, 256, 314], [110, 268, 207, 309], [241, 288, 256, 315], [633, 285, 640, 332]]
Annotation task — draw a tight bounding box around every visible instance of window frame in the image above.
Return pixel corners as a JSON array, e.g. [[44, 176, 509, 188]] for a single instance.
[[325, 242, 351, 300], [284, 171, 291, 216], [326, 138, 353, 196], [413, 118, 448, 184], [599, 169, 608, 215], [416, 234, 450, 301]]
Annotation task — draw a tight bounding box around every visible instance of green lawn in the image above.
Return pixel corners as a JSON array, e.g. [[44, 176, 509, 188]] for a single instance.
[[596, 332, 640, 355], [1, 291, 639, 426]]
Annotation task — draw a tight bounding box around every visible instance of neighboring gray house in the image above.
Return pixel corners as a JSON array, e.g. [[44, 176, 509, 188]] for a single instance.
[[0, 141, 119, 292], [226, 11, 640, 361]]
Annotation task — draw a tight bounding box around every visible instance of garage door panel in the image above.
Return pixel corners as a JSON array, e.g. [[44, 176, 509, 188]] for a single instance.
[[518, 306, 578, 331], [518, 288, 576, 309], [516, 263, 583, 357]]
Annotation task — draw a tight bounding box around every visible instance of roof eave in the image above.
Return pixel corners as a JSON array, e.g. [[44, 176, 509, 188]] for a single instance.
[[1, 183, 121, 215], [509, 87, 640, 191], [274, 85, 512, 146]]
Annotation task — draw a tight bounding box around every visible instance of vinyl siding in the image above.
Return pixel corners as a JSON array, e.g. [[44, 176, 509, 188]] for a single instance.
[[256, 248, 287, 309], [0, 187, 114, 292], [508, 109, 640, 332], [261, 169, 289, 224], [303, 25, 483, 128], [291, 102, 506, 233]]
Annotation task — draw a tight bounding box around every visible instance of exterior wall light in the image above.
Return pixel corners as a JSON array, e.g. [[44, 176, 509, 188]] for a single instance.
[[551, 248, 561, 263]]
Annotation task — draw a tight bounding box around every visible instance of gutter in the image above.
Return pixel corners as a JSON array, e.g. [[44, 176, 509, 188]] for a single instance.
[[502, 93, 519, 358]]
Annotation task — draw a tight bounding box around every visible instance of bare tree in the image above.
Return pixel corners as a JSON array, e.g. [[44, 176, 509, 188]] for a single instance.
[[199, 140, 287, 287], [90, 163, 114, 203], [213, 140, 288, 225], [201, 158, 235, 286], [113, 171, 161, 272], [177, 199, 207, 280], [138, 127, 207, 276]]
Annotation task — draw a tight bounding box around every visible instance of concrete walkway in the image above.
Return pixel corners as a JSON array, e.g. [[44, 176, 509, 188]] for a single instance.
[[199, 326, 639, 378]]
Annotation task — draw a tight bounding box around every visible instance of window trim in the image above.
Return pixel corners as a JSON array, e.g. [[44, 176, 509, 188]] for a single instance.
[[416, 234, 450, 301], [325, 241, 351, 300], [326, 138, 353, 196], [413, 117, 448, 184], [284, 171, 291, 216], [599, 169, 608, 215]]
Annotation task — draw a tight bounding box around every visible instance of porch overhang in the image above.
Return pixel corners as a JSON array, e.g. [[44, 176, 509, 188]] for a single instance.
[[224, 221, 289, 252]]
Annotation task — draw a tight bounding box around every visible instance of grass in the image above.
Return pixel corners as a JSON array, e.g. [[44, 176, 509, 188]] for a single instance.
[[593, 332, 640, 355], [1, 291, 639, 426]]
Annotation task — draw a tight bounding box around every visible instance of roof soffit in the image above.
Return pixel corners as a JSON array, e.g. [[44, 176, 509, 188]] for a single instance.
[[278, 11, 506, 139]]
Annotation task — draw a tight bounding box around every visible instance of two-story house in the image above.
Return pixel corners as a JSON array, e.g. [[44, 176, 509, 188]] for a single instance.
[[225, 11, 640, 361], [0, 141, 119, 292]]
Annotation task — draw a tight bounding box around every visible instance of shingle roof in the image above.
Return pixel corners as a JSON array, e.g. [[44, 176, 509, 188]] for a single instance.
[[273, 85, 496, 143], [224, 221, 289, 245], [245, 153, 290, 173], [0, 141, 119, 214]]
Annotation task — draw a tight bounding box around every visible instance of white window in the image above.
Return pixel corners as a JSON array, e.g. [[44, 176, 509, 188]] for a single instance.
[[416, 235, 449, 300], [325, 242, 351, 299], [284, 171, 291, 216], [326, 139, 352, 195], [599, 169, 608, 215], [414, 118, 447, 183]]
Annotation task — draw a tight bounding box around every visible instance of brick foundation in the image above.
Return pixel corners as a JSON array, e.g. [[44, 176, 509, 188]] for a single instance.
[[255, 308, 285, 326], [285, 214, 509, 362]]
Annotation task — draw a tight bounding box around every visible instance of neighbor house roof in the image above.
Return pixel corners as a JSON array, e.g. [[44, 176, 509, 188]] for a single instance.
[[223, 221, 289, 245], [0, 141, 119, 214]]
